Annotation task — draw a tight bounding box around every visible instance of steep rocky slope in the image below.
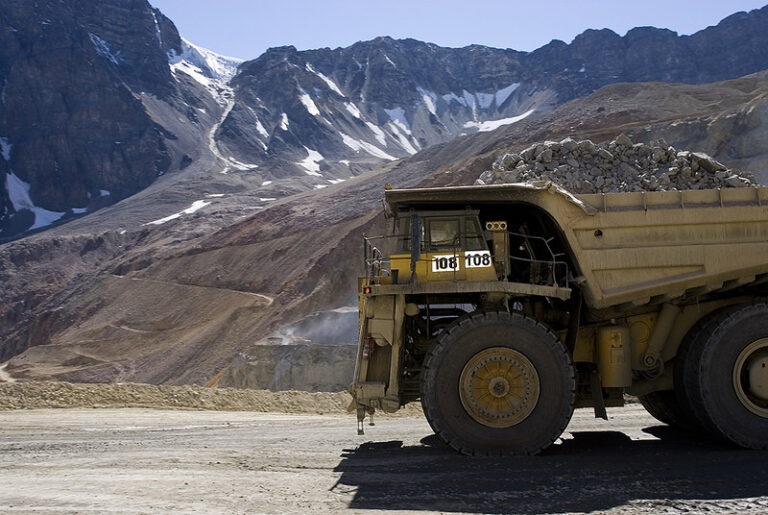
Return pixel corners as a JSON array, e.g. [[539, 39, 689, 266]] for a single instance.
[[5, 72, 768, 386], [0, 0, 228, 240]]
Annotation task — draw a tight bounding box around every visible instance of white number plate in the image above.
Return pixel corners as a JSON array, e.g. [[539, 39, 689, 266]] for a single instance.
[[464, 250, 492, 268], [432, 254, 459, 272], [431, 251, 492, 272]]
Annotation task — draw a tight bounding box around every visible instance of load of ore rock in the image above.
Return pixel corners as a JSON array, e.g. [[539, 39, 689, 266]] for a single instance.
[[476, 134, 757, 193]]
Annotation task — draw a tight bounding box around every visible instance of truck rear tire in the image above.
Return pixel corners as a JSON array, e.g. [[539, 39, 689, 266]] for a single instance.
[[638, 390, 691, 428], [683, 304, 768, 449], [420, 311, 575, 456], [674, 307, 741, 436], [645, 309, 744, 434]]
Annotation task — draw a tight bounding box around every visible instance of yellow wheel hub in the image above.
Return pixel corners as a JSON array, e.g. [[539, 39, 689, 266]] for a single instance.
[[459, 347, 540, 428], [733, 338, 768, 418]]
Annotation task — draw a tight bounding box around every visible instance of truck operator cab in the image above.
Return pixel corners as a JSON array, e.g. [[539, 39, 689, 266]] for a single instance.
[[364, 208, 567, 289], [388, 210, 498, 284]]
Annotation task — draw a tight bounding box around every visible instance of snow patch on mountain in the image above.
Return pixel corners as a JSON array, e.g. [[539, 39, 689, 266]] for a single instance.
[[145, 199, 211, 225], [340, 133, 396, 160], [463, 108, 535, 132], [280, 113, 289, 130], [387, 122, 419, 155], [208, 94, 256, 173], [5, 172, 65, 230], [306, 64, 344, 96], [344, 102, 362, 119], [298, 147, 324, 176], [365, 122, 387, 146], [0, 137, 11, 161], [417, 87, 438, 116], [495, 83, 520, 106], [169, 38, 242, 82], [225, 155, 260, 171], [171, 58, 216, 89], [254, 118, 269, 138], [168, 38, 242, 107], [88, 33, 120, 65], [384, 108, 410, 132], [150, 9, 166, 46], [440, 83, 521, 111], [299, 90, 321, 116]]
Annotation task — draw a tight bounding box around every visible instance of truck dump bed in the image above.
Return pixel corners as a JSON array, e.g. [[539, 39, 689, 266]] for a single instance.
[[384, 182, 768, 310]]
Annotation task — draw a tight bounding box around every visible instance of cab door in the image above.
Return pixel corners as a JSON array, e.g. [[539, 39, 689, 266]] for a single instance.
[[425, 217, 467, 282]]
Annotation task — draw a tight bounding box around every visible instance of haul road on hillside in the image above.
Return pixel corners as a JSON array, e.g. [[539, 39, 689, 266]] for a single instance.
[[351, 181, 768, 455]]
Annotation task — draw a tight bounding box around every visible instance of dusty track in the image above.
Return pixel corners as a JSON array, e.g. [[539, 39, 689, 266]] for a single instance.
[[1, 404, 766, 514]]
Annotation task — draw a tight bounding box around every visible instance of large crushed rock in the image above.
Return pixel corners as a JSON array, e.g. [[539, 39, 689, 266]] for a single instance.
[[477, 134, 757, 193]]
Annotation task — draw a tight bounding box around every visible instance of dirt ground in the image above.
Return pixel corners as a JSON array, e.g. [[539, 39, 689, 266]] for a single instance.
[[1, 402, 767, 514]]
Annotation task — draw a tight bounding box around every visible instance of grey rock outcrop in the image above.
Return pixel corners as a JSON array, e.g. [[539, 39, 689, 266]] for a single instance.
[[0, 0, 218, 240], [477, 135, 756, 193]]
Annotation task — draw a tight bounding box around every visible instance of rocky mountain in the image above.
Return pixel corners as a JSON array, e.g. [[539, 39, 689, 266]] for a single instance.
[[4, 2, 768, 242], [5, 2, 768, 387], [0, 0, 232, 241], [216, 5, 768, 185]]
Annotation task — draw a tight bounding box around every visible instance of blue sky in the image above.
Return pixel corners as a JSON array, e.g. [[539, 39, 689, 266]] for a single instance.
[[149, 1, 768, 61]]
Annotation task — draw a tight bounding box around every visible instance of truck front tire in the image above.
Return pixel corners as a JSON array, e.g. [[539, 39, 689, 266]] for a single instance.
[[420, 311, 575, 456]]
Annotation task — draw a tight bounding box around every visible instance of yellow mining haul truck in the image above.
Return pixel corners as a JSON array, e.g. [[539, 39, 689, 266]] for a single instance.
[[351, 181, 768, 455]]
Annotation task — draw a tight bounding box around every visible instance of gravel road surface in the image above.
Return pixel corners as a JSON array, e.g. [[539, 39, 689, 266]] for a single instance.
[[1, 405, 767, 514]]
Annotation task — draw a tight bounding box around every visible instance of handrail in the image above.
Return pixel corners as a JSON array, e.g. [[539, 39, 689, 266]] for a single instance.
[[508, 230, 569, 287]]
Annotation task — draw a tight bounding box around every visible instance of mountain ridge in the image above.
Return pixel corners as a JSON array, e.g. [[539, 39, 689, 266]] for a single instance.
[[211, 5, 768, 193], [4, 2, 768, 240]]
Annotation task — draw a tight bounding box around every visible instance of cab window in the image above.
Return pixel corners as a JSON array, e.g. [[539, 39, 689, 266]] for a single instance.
[[464, 218, 486, 251], [428, 219, 459, 249], [395, 213, 488, 253]]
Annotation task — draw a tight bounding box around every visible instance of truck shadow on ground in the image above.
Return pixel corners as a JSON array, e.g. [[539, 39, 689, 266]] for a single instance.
[[332, 426, 768, 514]]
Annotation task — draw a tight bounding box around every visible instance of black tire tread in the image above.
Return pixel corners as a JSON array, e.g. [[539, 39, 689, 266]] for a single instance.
[[695, 303, 768, 449], [638, 390, 689, 428], [420, 311, 575, 456], [674, 305, 745, 435]]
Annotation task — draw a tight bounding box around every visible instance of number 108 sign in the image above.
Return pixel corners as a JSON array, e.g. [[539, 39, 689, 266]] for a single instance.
[[431, 251, 492, 272]]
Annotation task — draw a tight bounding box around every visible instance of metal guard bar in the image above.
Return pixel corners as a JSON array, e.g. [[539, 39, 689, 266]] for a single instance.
[[366, 280, 572, 300]]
